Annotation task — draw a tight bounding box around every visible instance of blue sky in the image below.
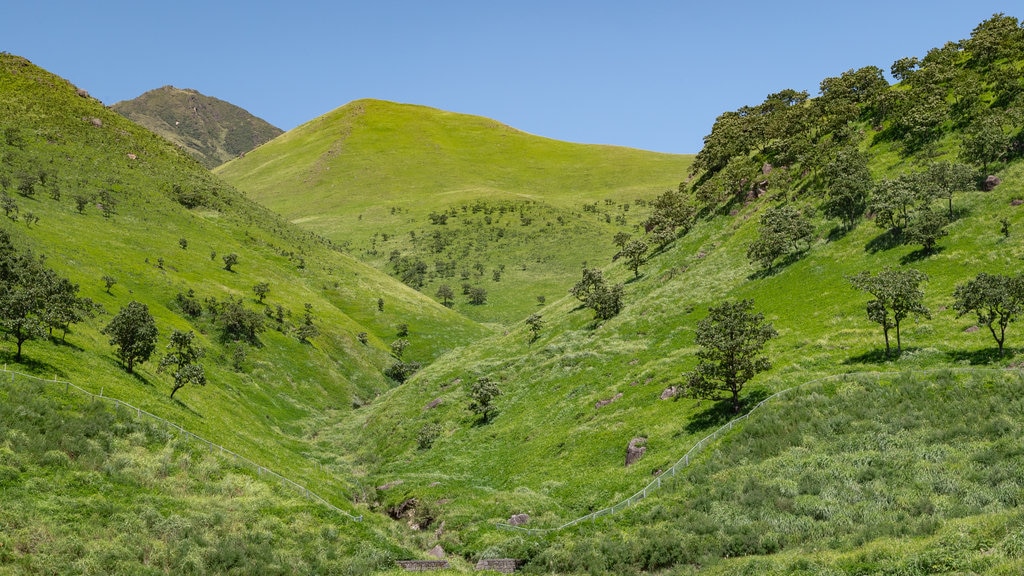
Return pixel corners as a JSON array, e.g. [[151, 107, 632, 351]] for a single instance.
[[2, 1, 1020, 153]]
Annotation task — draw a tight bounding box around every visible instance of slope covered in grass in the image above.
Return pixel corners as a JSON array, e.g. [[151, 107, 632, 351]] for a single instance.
[[0, 376, 407, 575], [310, 14, 1024, 571], [216, 99, 692, 323], [0, 53, 489, 537]]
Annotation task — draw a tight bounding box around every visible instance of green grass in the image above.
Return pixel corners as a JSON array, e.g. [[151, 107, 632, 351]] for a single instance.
[[0, 53, 488, 547], [317, 138, 1024, 562], [216, 99, 692, 323]]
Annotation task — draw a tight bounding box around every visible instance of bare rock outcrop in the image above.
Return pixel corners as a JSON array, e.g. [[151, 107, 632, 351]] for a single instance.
[[626, 437, 647, 466]]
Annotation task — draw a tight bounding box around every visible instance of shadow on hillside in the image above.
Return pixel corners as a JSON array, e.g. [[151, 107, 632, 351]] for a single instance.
[[947, 347, 1014, 366], [900, 246, 944, 264], [827, 225, 855, 243], [49, 337, 84, 352], [864, 229, 903, 253], [747, 251, 807, 281], [844, 348, 906, 365], [684, 389, 771, 434], [171, 397, 204, 418], [0, 351, 62, 377], [101, 356, 156, 388]]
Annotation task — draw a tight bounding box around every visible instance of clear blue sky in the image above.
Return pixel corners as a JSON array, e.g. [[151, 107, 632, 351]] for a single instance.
[[2, 1, 1020, 153]]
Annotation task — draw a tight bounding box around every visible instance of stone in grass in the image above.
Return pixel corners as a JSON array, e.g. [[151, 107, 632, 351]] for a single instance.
[[508, 513, 530, 526], [626, 437, 647, 466]]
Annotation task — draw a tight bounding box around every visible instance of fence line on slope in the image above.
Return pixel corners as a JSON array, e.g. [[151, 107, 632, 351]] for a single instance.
[[0, 366, 362, 522], [496, 367, 1019, 535]]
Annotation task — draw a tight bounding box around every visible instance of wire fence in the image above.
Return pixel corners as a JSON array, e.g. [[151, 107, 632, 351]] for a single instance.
[[0, 366, 362, 522], [496, 366, 1021, 535]]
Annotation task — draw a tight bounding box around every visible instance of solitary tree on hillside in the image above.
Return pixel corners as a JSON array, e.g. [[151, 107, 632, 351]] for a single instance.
[[684, 299, 777, 413], [253, 282, 270, 303], [159, 329, 205, 399], [619, 239, 649, 278], [468, 376, 501, 424], [848, 267, 930, 356], [953, 272, 1024, 355], [222, 253, 239, 272], [102, 301, 158, 373], [436, 284, 454, 307], [525, 313, 544, 343]]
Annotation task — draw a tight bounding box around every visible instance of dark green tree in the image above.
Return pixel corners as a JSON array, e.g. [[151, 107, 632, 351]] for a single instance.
[[904, 208, 949, 254], [102, 301, 158, 372], [41, 273, 96, 341], [468, 376, 501, 423], [821, 148, 872, 230], [848, 268, 930, 356], [0, 239, 47, 361], [294, 303, 319, 343], [953, 272, 1024, 355], [253, 282, 270, 303], [215, 297, 264, 345], [436, 284, 454, 307], [923, 161, 975, 219], [525, 313, 544, 343], [159, 329, 205, 399], [468, 286, 487, 305], [222, 253, 238, 272], [746, 205, 815, 269], [619, 239, 649, 278], [684, 299, 777, 413]]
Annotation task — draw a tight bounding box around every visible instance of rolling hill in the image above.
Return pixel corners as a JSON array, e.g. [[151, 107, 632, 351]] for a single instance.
[[215, 99, 692, 324], [112, 86, 283, 169], [0, 52, 489, 573], [4, 12, 1024, 575]]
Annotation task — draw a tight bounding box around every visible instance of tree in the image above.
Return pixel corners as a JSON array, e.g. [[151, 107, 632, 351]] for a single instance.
[[848, 268, 930, 356], [158, 329, 205, 399], [642, 187, 696, 248], [468, 376, 501, 423], [746, 205, 814, 269], [569, 267, 624, 320], [468, 286, 487, 305], [222, 253, 238, 272], [953, 273, 1024, 355], [1, 193, 17, 219], [390, 338, 409, 359], [923, 161, 975, 219], [619, 239, 649, 278], [961, 111, 1013, 172], [214, 297, 264, 345], [0, 240, 48, 361], [525, 313, 544, 343], [41, 273, 96, 341], [684, 299, 777, 413], [102, 301, 158, 372], [903, 208, 949, 254], [870, 173, 924, 233], [295, 302, 319, 343], [821, 148, 872, 230], [253, 281, 270, 303], [436, 284, 454, 307]]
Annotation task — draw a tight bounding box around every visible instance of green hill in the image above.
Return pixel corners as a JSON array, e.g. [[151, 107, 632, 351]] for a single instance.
[[112, 86, 283, 169], [299, 13, 1024, 573], [0, 53, 491, 572], [5, 12, 1024, 575], [215, 99, 692, 324]]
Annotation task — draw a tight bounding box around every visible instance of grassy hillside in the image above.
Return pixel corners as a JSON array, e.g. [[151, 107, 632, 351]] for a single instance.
[[304, 14, 1024, 573], [0, 52, 492, 566], [216, 99, 692, 323], [112, 86, 283, 169]]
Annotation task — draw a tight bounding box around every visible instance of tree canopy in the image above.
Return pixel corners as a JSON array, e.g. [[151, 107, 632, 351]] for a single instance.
[[684, 299, 777, 413]]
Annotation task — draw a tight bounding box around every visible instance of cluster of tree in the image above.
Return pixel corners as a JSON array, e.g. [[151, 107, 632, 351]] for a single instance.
[[100, 301, 205, 399], [0, 230, 98, 361], [850, 267, 1024, 357], [683, 14, 1024, 232], [684, 265, 1024, 414], [569, 267, 624, 320]]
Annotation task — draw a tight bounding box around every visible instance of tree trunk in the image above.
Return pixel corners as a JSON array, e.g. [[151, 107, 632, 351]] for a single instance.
[[882, 327, 891, 357], [895, 320, 902, 354]]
